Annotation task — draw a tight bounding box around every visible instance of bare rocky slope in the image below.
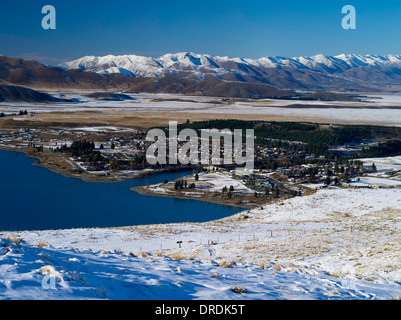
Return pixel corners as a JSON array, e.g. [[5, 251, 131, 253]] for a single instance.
[[0, 84, 71, 103]]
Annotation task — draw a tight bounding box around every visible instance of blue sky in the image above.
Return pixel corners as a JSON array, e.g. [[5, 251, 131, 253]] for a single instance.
[[1, 0, 401, 65]]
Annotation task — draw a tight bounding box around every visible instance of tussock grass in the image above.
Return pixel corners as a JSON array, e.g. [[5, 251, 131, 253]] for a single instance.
[[38, 266, 55, 276], [231, 285, 248, 294], [7, 234, 22, 244], [326, 271, 341, 279], [37, 241, 49, 248], [218, 260, 235, 268], [273, 264, 282, 271], [169, 252, 183, 261]]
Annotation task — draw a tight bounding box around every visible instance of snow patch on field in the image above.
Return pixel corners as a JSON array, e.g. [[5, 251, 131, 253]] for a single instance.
[[197, 172, 253, 193], [347, 177, 401, 187], [360, 156, 401, 171], [72, 126, 135, 133]]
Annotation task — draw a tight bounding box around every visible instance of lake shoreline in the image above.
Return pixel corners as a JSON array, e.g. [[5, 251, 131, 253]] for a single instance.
[[0, 146, 262, 210], [0, 148, 242, 231], [132, 184, 253, 209], [131, 170, 298, 210], [0, 145, 196, 183]]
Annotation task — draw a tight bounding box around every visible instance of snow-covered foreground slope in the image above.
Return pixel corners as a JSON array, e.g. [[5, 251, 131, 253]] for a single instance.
[[1, 236, 401, 300], [2, 187, 401, 300]]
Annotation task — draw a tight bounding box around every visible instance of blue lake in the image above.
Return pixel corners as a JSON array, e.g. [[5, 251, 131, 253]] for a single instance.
[[0, 150, 242, 231]]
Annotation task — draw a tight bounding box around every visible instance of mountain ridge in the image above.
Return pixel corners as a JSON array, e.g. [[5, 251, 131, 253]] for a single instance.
[[59, 52, 401, 91], [0, 55, 295, 100]]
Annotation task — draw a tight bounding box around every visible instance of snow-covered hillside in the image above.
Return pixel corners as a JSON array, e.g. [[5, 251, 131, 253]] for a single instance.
[[2, 187, 401, 300]]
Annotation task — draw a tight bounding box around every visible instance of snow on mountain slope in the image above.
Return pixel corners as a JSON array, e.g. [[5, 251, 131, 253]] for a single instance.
[[60, 52, 401, 77], [61, 54, 164, 77], [59, 52, 401, 90]]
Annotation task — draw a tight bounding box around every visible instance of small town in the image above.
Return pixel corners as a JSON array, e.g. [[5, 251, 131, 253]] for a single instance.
[[0, 123, 393, 208]]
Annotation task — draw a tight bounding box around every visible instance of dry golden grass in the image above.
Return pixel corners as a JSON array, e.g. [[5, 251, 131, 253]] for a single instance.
[[38, 266, 55, 276], [218, 260, 235, 268], [231, 285, 248, 294], [326, 271, 341, 279], [273, 264, 282, 271], [169, 252, 183, 261], [37, 241, 49, 248], [7, 234, 22, 244]]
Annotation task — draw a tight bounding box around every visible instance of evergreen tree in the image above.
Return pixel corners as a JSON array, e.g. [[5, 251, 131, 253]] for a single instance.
[[334, 163, 339, 173]]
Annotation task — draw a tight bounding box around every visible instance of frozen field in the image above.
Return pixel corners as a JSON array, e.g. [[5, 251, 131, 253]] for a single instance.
[[360, 156, 401, 172], [2, 92, 401, 127], [196, 172, 253, 193], [347, 176, 401, 187]]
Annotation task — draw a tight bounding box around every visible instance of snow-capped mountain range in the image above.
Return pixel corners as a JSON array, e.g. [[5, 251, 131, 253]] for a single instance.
[[59, 52, 401, 91]]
